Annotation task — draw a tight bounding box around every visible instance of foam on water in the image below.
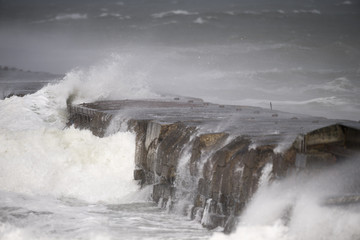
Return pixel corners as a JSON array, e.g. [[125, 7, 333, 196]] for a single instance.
[[0, 55, 158, 203], [0, 222, 112, 240], [0, 127, 137, 203]]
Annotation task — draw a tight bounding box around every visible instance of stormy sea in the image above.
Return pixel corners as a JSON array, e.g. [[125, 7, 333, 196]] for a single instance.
[[0, 0, 359, 239]]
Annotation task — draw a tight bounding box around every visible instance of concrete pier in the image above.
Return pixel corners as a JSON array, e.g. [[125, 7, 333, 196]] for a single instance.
[[67, 97, 360, 231]]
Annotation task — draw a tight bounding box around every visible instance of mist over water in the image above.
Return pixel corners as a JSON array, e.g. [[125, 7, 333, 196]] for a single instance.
[[1, 0, 359, 120], [211, 157, 360, 240]]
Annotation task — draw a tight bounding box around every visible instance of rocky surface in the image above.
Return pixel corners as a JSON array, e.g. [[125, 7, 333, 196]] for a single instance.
[[67, 97, 360, 232]]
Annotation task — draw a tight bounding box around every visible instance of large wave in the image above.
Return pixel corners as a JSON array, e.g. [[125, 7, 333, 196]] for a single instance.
[[0, 127, 137, 203], [0, 56, 156, 203]]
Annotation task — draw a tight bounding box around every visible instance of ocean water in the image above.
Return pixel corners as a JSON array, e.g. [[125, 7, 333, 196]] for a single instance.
[[0, 0, 360, 239]]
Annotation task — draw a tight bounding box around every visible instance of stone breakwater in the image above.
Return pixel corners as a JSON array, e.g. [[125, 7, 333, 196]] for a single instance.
[[67, 98, 360, 232]]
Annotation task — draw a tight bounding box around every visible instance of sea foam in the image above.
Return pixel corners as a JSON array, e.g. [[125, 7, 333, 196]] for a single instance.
[[0, 127, 138, 203], [0, 56, 153, 203]]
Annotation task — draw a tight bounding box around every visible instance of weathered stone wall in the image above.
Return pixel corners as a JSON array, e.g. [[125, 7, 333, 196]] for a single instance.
[[193, 137, 277, 230], [274, 124, 360, 176], [67, 105, 112, 137], [129, 120, 196, 203], [127, 121, 360, 231], [127, 119, 280, 231]]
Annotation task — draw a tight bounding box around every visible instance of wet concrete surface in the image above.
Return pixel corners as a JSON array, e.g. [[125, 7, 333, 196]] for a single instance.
[[73, 97, 359, 146]]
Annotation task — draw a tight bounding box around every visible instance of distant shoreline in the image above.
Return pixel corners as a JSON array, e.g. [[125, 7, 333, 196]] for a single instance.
[[0, 65, 64, 99]]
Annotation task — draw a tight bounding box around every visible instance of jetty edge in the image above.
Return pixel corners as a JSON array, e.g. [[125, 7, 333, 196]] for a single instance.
[[67, 97, 360, 232]]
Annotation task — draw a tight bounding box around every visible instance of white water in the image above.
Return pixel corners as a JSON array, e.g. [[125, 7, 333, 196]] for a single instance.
[[0, 69, 214, 239], [211, 158, 360, 240], [0, 58, 150, 202], [0, 127, 137, 203]]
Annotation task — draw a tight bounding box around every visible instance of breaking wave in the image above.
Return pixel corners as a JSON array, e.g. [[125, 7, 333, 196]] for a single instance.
[[0, 127, 137, 203], [0, 55, 157, 204]]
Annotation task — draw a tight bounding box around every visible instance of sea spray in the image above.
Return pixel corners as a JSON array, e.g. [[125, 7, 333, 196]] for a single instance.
[[173, 145, 196, 215], [104, 114, 131, 136], [211, 157, 360, 240], [4, 53, 160, 123], [201, 199, 214, 227], [0, 54, 163, 203], [0, 90, 67, 131], [0, 127, 138, 203], [57, 54, 158, 105]]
